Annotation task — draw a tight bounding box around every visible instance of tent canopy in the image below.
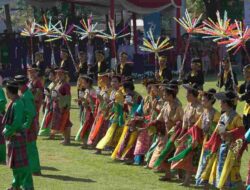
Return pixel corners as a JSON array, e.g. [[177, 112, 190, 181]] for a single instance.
[[27, 0, 181, 14]]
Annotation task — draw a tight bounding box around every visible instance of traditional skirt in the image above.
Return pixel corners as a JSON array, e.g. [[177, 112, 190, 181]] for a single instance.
[[247, 161, 250, 185], [111, 126, 138, 160], [6, 134, 29, 169], [26, 118, 38, 143], [51, 102, 72, 133], [209, 143, 242, 189], [78, 109, 94, 142], [171, 135, 200, 174], [39, 108, 52, 136], [145, 136, 158, 165], [134, 129, 151, 156], [87, 117, 109, 146], [96, 123, 123, 150], [195, 148, 211, 185], [118, 131, 138, 159], [75, 107, 86, 141], [148, 136, 167, 170]]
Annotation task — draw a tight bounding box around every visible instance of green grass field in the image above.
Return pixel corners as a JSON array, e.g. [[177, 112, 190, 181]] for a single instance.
[[0, 80, 249, 190]]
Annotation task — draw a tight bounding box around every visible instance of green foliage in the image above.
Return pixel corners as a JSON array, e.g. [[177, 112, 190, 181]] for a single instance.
[[186, 0, 205, 17]]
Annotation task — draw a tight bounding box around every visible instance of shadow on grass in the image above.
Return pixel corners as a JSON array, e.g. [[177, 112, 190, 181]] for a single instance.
[[61, 142, 82, 147], [41, 174, 96, 183], [41, 166, 60, 171]]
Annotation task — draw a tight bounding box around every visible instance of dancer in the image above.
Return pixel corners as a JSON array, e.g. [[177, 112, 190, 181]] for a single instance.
[[133, 79, 160, 165], [14, 75, 41, 175], [111, 80, 142, 162], [239, 69, 250, 189], [50, 68, 72, 145], [170, 83, 203, 186], [0, 80, 7, 163], [205, 91, 245, 189], [147, 80, 183, 177], [87, 71, 111, 147], [39, 68, 57, 136], [27, 64, 44, 132], [3, 79, 34, 190], [96, 75, 124, 153], [74, 75, 96, 148]]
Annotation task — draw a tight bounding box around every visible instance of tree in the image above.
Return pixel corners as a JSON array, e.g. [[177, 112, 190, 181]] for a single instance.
[[4, 3, 12, 33]]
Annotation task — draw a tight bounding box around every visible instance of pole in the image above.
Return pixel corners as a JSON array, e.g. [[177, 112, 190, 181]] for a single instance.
[[178, 35, 190, 81], [110, 0, 116, 71], [132, 13, 138, 54]]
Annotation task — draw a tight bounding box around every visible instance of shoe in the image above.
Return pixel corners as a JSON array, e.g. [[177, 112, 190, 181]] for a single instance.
[[93, 150, 101, 155], [159, 176, 171, 181], [61, 141, 70, 146], [33, 171, 42, 176], [81, 144, 88, 149], [179, 182, 190, 187], [7, 187, 21, 190], [124, 160, 134, 165]]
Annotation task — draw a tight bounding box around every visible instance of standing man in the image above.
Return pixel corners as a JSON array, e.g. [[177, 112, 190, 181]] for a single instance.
[[183, 58, 204, 89], [217, 57, 238, 91], [0, 80, 7, 163], [34, 51, 46, 78], [60, 48, 71, 71], [155, 56, 172, 82], [3, 79, 34, 190], [14, 75, 41, 176], [77, 51, 88, 76], [117, 52, 133, 78]]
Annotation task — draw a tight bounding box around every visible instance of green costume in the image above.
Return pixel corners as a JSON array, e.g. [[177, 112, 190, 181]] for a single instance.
[[0, 87, 7, 163], [21, 86, 41, 174], [3, 97, 34, 190]]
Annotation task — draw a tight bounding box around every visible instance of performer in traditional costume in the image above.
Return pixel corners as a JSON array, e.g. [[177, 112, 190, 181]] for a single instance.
[[239, 68, 250, 189], [3, 80, 34, 190], [34, 51, 46, 78], [217, 57, 238, 92], [96, 75, 124, 154], [90, 50, 108, 75], [0, 81, 7, 163], [87, 72, 111, 147], [133, 79, 160, 165], [192, 89, 220, 188], [205, 91, 245, 189], [38, 68, 57, 136], [74, 75, 96, 148], [111, 81, 142, 162], [60, 48, 71, 71], [117, 52, 133, 78], [183, 58, 204, 88], [147, 80, 183, 178], [14, 75, 41, 175], [239, 64, 250, 131], [170, 83, 203, 186], [77, 51, 88, 76], [50, 68, 72, 145], [155, 56, 172, 82], [27, 64, 44, 132]]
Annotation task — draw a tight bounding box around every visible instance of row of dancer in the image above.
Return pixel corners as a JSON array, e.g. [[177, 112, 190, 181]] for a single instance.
[[38, 56, 250, 190]]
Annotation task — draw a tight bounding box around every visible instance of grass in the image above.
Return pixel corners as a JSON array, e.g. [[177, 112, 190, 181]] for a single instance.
[[0, 80, 249, 190]]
